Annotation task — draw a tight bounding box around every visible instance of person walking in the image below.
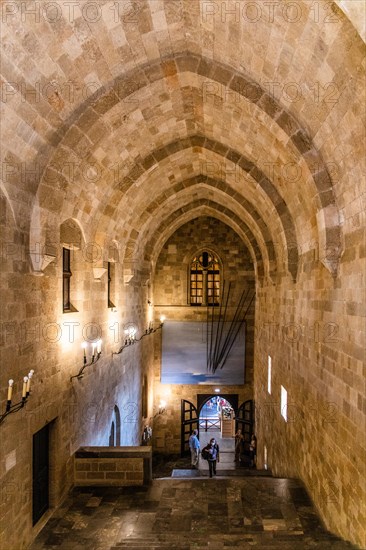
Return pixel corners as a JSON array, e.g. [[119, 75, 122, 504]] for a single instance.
[[203, 437, 220, 477], [249, 434, 257, 468], [188, 429, 200, 468], [234, 429, 244, 462]]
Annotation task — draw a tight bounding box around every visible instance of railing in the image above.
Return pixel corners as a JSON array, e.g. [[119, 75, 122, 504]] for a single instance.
[[199, 417, 221, 431]]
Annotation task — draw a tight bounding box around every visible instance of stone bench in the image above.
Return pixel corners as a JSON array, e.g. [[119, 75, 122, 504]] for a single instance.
[[74, 446, 152, 486]]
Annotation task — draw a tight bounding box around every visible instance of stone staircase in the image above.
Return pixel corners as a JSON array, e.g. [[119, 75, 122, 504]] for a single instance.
[[112, 531, 356, 549], [171, 467, 272, 478]]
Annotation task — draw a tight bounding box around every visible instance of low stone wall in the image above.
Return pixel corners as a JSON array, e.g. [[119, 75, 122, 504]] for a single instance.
[[74, 446, 152, 486]]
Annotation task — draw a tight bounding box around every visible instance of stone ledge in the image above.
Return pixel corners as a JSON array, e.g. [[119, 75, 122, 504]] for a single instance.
[[75, 446, 152, 458]]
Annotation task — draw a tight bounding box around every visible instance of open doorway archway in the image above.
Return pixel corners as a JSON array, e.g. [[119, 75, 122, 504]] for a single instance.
[[199, 395, 235, 434], [181, 395, 254, 468], [109, 405, 121, 447]]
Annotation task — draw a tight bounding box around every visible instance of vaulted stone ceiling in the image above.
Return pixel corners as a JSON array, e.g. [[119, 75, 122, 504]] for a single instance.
[[1, 0, 365, 282]]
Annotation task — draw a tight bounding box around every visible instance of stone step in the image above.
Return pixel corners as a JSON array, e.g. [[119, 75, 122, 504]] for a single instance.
[[112, 531, 354, 549], [170, 468, 272, 478]]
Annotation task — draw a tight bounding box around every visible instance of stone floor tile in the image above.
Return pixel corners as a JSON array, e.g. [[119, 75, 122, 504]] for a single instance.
[[27, 477, 359, 550]]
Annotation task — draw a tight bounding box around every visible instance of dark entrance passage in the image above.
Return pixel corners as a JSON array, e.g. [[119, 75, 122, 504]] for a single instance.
[[32, 424, 50, 525], [235, 400, 254, 466]]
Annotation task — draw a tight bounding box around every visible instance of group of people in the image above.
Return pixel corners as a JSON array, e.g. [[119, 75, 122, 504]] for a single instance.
[[189, 428, 257, 477]]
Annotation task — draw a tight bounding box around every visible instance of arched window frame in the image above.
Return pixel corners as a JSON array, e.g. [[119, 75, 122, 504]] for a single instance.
[[188, 249, 222, 306]]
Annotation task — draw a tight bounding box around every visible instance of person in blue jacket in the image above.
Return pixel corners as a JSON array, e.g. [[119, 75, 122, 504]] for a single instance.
[[203, 437, 220, 477], [188, 429, 200, 468]]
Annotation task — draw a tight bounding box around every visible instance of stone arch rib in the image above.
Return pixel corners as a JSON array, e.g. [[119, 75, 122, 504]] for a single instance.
[[115, 137, 297, 280], [139, 199, 266, 280], [122, 175, 278, 278], [36, 51, 342, 277]]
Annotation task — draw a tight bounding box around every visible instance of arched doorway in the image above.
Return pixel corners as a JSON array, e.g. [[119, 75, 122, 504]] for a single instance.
[[199, 395, 234, 434], [108, 405, 121, 447], [198, 396, 236, 468], [114, 405, 121, 446], [109, 421, 115, 447], [181, 394, 254, 465]]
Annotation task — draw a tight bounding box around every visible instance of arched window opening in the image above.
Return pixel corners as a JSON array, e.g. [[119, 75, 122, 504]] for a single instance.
[[114, 405, 121, 446], [60, 219, 83, 313], [108, 262, 116, 308], [109, 421, 115, 447], [190, 251, 220, 306], [62, 247, 72, 312]]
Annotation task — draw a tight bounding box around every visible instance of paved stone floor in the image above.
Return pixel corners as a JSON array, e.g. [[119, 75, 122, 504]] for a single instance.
[[29, 477, 358, 550]]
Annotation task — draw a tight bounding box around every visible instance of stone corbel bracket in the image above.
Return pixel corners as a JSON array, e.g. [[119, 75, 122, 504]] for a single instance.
[[123, 267, 135, 285], [93, 267, 107, 281], [29, 253, 56, 276], [316, 205, 343, 278]]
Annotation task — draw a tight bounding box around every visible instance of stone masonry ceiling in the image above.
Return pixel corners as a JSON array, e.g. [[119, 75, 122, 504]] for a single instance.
[[1, 0, 365, 282]]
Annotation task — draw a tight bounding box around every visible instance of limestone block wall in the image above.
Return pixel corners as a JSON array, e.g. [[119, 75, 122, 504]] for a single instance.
[[0, 199, 155, 549], [254, 239, 366, 548], [74, 446, 152, 487]]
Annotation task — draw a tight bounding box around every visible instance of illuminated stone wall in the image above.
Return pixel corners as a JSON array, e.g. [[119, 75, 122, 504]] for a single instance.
[[254, 241, 366, 548], [0, 197, 155, 549]]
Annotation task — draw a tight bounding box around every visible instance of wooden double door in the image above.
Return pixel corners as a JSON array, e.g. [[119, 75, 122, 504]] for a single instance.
[[181, 396, 254, 464]]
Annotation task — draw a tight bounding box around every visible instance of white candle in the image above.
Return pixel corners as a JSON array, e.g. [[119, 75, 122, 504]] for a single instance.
[[22, 377, 28, 398], [97, 340, 102, 353], [26, 370, 34, 393], [82, 342, 87, 363], [92, 342, 97, 354], [7, 379, 14, 401]]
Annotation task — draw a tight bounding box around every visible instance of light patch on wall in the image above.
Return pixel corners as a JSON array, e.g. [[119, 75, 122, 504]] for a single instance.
[[264, 445, 267, 470], [281, 386, 288, 422], [5, 450, 16, 472]]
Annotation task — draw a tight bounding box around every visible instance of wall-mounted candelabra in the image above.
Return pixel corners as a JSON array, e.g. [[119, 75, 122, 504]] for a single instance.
[[70, 340, 102, 381], [0, 370, 35, 425], [112, 317, 165, 356]]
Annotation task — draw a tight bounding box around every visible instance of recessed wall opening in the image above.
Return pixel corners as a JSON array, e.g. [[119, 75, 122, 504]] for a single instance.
[[281, 386, 288, 422], [32, 424, 50, 526]]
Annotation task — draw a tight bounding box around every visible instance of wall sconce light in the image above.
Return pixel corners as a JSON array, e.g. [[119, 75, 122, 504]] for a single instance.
[[153, 399, 167, 418], [113, 319, 165, 356], [0, 370, 35, 425], [70, 340, 102, 381], [124, 326, 137, 345]]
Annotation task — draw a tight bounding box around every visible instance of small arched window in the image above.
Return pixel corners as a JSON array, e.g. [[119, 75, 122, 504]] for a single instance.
[[190, 251, 220, 306], [60, 219, 83, 313]]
